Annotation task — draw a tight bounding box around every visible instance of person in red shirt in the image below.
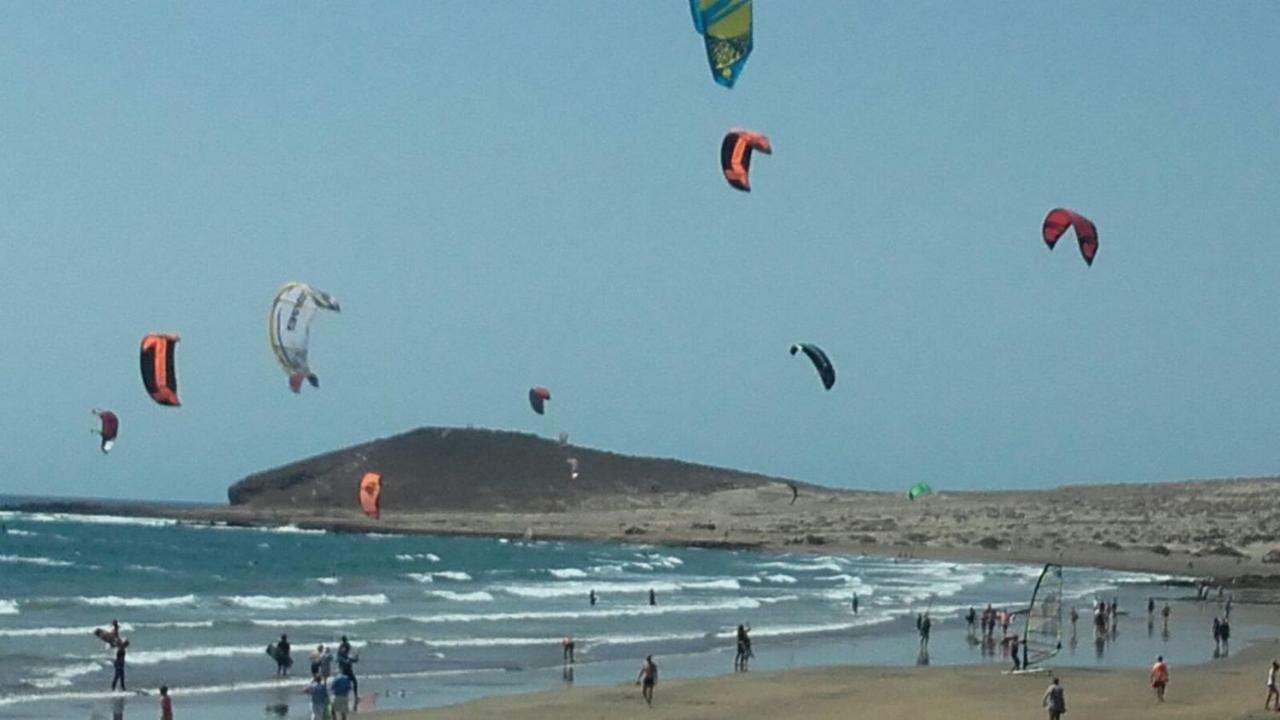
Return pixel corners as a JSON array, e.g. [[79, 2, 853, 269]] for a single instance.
[[1151, 656, 1169, 702], [159, 685, 173, 720]]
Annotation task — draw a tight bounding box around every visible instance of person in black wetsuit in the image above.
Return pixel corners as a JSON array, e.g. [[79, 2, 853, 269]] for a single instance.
[[111, 638, 128, 691], [337, 636, 359, 701], [275, 634, 292, 676]]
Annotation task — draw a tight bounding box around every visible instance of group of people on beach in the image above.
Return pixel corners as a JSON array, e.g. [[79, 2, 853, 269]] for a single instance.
[[266, 634, 361, 719]]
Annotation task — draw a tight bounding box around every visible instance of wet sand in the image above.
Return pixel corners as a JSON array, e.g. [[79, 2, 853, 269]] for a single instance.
[[372, 638, 1280, 720]]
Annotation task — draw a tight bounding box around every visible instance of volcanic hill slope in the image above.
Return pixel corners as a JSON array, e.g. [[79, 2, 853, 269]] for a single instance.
[[227, 427, 804, 513]]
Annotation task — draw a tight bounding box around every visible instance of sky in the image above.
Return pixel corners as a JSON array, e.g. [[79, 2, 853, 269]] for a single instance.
[[1, 2, 1278, 502]]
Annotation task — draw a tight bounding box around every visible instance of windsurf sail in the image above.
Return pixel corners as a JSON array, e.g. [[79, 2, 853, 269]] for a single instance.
[[1022, 563, 1064, 668]]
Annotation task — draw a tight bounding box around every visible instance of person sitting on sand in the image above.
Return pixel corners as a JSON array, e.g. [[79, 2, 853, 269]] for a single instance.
[[1043, 677, 1066, 720], [636, 655, 658, 706], [1266, 660, 1279, 711], [304, 674, 329, 720], [159, 685, 173, 720], [1151, 655, 1169, 703]]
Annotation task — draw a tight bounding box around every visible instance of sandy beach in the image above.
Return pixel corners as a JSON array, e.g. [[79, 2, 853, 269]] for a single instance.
[[372, 636, 1280, 720]]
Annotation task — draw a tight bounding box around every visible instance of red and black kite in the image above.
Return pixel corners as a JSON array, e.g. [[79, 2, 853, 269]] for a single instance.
[[721, 129, 771, 192], [140, 333, 181, 406], [1042, 208, 1098, 266]]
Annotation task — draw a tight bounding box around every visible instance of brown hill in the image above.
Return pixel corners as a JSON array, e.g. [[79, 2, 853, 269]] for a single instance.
[[227, 427, 801, 513]]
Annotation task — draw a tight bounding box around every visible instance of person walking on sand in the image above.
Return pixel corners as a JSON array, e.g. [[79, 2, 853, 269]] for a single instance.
[[1265, 660, 1279, 711], [1213, 616, 1223, 653], [305, 674, 329, 720], [1043, 677, 1066, 720], [159, 685, 173, 720], [636, 655, 658, 706], [1147, 597, 1155, 617], [1151, 655, 1169, 703], [110, 637, 128, 691]]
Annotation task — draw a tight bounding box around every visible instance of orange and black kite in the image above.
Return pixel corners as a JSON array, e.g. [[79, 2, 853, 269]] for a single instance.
[[140, 333, 181, 406], [721, 129, 771, 192], [359, 472, 382, 519]]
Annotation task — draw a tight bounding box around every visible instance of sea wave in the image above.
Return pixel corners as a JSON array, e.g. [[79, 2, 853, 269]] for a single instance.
[[757, 560, 845, 573], [0, 554, 75, 568], [313, 577, 340, 586], [546, 568, 588, 579], [0, 599, 18, 615], [431, 571, 472, 581], [762, 574, 798, 584], [395, 553, 441, 562], [426, 590, 495, 602], [221, 594, 388, 610], [0, 623, 133, 638], [408, 598, 762, 625], [22, 661, 103, 689], [3, 528, 36, 537], [0, 511, 178, 528], [78, 595, 198, 608], [129, 645, 265, 666]]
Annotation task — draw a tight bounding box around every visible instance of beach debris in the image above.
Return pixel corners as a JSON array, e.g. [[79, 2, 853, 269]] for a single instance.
[[804, 534, 827, 545], [976, 536, 1003, 549], [140, 333, 181, 406], [1042, 208, 1098, 266], [690, 0, 753, 88], [1263, 548, 1280, 564], [92, 409, 118, 454], [789, 343, 836, 390], [624, 525, 647, 535], [359, 472, 382, 519], [691, 522, 716, 530], [528, 386, 551, 415], [721, 129, 771, 191], [268, 282, 340, 394]]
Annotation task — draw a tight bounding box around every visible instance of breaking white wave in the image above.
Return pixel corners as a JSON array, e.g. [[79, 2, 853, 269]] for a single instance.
[[0, 554, 75, 568], [23, 661, 103, 689], [757, 560, 844, 573], [221, 594, 388, 610], [546, 568, 589, 579], [407, 598, 762, 625], [431, 571, 472, 581], [762, 574, 798, 584], [0, 511, 177, 528], [0, 623, 132, 638], [395, 553, 441, 562], [77, 595, 198, 608], [129, 645, 265, 666], [4, 528, 36, 537], [0, 599, 18, 615], [427, 590, 495, 602], [313, 577, 340, 586]]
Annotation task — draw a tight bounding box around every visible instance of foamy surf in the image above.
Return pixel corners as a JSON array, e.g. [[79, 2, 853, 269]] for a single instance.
[[221, 593, 389, 610]]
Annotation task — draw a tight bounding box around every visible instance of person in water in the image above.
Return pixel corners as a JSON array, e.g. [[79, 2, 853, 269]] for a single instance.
[[305, 674, 329, 720], [562, 636, 576, 664], [275, 634, 292, 676], [734, 624, 752, 671], [853, 594, 859, 615], [1042, 677, 1066, 720], [965, 607, 975, 634], [1161, 603, 1171, 630], [309, 645, 325, 677], [589, 589, 597, 606], [636, 655, 658, 706], [1151, 655, 1169, 703], [648, 588, 656, 606], [159, 685, 173, 720], [110, 637, 128, 691], [918, 613, 931, 649], [337, 636, 358, 700]]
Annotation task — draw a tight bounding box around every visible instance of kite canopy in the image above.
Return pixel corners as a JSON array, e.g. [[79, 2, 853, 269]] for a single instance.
[[268, 282, 340, 393], [907, 482, 934, 501], [721, 129, 771, 192], [140, 333, 181, 406], [529, 386, 551, 415], [789, 343, 836, 390], [93, 409, 119, 454], [1042, 208, 1098, 265], [690, 0, 753, 88], [359, 472, 381, 519]]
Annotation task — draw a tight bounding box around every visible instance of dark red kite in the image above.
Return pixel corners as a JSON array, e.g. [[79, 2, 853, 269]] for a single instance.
[[721, 129, 771, 192], [1042, 208, 1098, 266], [92, 409, 118, 454], [528, 386, 551, 415], [140, 333, 181, 406]]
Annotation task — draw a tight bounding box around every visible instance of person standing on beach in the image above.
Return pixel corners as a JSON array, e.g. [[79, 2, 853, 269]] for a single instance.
[[1220, 616, 1231, 653], [1225, 594, 1233, 619], [159, 685, 173, 720], [1069, 607, 1079, 635], [1043, 677, 1066, 720], [734, 624, 752, 671], [1213, 616, 1223, 653], [1265, 660, 1279, 711], [1161, 603, 1171, 631], [919, 613, 932, 649], [110, 637, 128, 691], [1010, 634, 1022, 671], [562, 636, 576, 665], [276, 635, 292, 676], [965, 607, 975, 635], [1151, 655, 1169, 702], [305, 674, 329, 720], [330, 672, 353, 720], [636, 655, 658, 706], [337, 636, 358, 701]]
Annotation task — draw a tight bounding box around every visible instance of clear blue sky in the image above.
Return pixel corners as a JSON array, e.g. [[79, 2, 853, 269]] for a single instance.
[[1, 3, 1277, 502]]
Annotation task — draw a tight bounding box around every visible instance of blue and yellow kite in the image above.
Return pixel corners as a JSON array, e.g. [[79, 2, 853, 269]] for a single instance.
[[690, 0, 753, 88]]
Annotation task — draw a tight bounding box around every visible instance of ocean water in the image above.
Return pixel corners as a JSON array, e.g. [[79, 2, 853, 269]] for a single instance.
[[0, 511, 1258, 719]]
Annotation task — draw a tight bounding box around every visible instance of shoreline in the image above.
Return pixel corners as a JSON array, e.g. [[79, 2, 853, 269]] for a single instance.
[[5, 497, 1279, 591]]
